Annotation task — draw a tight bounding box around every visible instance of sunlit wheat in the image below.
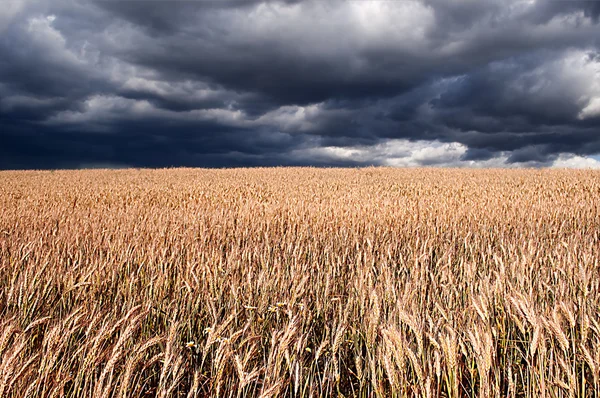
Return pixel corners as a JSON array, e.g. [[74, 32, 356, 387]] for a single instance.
[[0, 168, 599, 397]]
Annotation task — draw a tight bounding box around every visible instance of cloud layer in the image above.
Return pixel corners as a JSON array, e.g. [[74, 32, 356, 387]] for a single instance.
[[1, 0, 600, 169]]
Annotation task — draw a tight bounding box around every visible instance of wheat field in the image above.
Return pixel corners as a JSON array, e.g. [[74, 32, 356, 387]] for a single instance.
[[0, 168, 599, 397]]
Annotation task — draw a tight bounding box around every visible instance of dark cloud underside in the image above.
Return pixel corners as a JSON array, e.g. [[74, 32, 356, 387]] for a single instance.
[[1, 0, 600, 169]]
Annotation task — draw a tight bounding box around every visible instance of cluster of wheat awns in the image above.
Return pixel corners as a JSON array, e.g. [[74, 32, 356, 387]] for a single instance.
[[1, 168, 599, 397]]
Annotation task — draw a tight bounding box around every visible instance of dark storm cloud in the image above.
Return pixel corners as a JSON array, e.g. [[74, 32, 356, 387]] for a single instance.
[[1, 0, 600, 169], [0, 116, 316, 169], [531, 0, 600, 23]]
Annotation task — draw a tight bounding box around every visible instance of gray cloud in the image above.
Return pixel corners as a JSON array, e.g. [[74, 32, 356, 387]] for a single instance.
[[1, 0, 600, 169]]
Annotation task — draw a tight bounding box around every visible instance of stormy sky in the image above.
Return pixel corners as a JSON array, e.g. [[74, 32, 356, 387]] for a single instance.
[[1, 0, 600, 169]]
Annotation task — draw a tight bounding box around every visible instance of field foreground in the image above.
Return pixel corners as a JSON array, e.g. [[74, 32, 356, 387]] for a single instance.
[[1, 168, 600, 397]]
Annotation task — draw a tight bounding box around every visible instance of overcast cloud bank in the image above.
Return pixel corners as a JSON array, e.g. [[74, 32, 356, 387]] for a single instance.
[[1, 0, 600, 169]]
